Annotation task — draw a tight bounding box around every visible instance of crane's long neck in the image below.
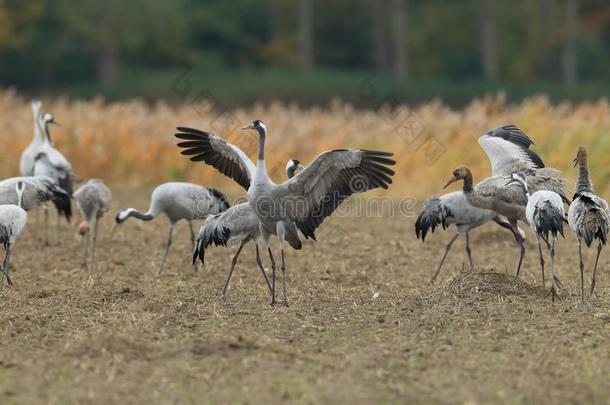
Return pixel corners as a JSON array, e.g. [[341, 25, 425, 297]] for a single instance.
[[32, 111, 42, 144], [255, 126, 269, 180], [257, 127, 266, 163], [576, 155, 593, 194], [119, 208, 155, 223], [461, 170, 474, 195], [43, 121, 52, 145], [17, 190, 23, 209]]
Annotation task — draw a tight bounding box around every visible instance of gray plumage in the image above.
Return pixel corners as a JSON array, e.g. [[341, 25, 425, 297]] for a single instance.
[[568, 147, 610, 300], [193, 159, 303, 296], [0, 181, 28, 290], [510, 173, 565, 300], [74, 179, 112, 271], [415, 191, 524, 282], [114, 182, 230, 275], [444, 125, 569, 276], [176, 120, 395, 306], [33, 113, 74, 198], [32, 112, 74, 245], [0, 176, 70, 215]]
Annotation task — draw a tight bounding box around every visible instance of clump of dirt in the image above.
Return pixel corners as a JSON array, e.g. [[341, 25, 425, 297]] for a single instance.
[[437, 270, 543, 302]]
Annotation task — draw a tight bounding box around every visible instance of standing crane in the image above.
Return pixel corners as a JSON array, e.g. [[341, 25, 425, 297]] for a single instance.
[[443, 125, 568, 277], [33, 112, 74, 245], [113, 182, 230, 275], [194, 159, 305, 297], [568, 147, 610, 301], [0, 181, 28, 291], [74, 179, 112, 271], [19, 100, 43, 177], [508, 172, 565, 300], [175, 120, 395, 306], [415, 191, 524, 282]]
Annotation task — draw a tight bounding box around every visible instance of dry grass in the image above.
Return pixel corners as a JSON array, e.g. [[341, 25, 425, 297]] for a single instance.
[[0, 191, 610, 403], [1, 91, 610, 198]]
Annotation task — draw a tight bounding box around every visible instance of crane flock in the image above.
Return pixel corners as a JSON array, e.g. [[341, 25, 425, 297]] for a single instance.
[[1, 101, 608, 306]]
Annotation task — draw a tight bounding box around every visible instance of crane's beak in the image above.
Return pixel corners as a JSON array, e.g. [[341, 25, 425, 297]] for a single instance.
[[52, 121, 61, 127], [110, 222, 118, 234], [241, 124, 255, 131], [443, 176, 457, 189], [505, 178, 516, 187], [297, 163, 305, 172], [573, 157, 578, 168]]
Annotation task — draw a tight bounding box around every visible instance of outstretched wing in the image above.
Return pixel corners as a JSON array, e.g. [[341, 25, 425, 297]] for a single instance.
[[175, 127, 256, 191], [479, 125, 545, 176], [277, 149, 395, 239]]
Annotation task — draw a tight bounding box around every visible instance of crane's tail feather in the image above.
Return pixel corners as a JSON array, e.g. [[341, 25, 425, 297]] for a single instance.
[[415, 197, 451, 241], [51, 188, 72, 222]]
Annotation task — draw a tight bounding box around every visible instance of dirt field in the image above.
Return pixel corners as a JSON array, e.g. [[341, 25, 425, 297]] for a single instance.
[[1, 190, 610, 404]]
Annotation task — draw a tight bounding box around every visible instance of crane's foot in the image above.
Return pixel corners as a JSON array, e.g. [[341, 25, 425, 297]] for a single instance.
[[590, 279, 597, 295]]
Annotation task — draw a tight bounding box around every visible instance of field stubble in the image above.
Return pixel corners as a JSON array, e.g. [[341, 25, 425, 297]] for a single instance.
[[0, 191, 610, 403]]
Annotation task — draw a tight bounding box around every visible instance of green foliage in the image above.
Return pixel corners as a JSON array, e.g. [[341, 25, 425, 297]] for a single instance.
[[0, 0, 608, 105]]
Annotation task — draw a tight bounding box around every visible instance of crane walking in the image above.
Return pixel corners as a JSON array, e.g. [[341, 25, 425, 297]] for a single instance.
[[568, 147, 610, 301], [415, 191, 524, 282], [508, 172, 565, 300]]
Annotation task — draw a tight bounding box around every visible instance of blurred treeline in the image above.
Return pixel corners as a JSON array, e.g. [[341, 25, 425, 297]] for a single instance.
[[1, 0, 609, 105]]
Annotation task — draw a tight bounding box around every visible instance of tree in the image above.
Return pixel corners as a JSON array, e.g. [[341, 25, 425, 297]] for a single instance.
[[371, 0, 390, 74], [298, 0, 314, 70], [391, 0, 408, 80], [479, 0, 498, 80], [562, 0, 579, 85]]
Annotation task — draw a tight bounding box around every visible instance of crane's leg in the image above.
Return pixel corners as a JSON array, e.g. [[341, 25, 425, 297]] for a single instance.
[[56, 212, 61, 246], [465, 232, 474, 271], [591, 241, 603, 295], [260, 226, 276, 306], [512, 220, 526, 276], [537, 237, 546, 289], [90, 218, 99, 272], [276, 222, 288, 307], [430, 233, 459, 283], [0, 245, 13, 292], [578, 240, 585, 302], [157, 222, 174, 275], [254, 240, 272, 295], [550, 236, 559, 302], [80, 226, 90, 270], [189, 221, 199, 273], [222, 241, 246, 297], [43, 205, 49, 247]]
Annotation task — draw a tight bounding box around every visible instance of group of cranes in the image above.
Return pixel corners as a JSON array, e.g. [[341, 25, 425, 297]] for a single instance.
[[3, 99, 609, 306], [417, 124, 609, 302]]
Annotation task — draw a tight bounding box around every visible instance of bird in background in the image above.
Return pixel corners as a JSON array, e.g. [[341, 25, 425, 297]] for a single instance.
[[0, 181, 28, 291], [415, 190, 525, 282], [568, 146, 610, 301], [113, 182, 230, 275], [443, 125, 568, 278], [508, 172, 565, 301], [175, 120, 395, 306], [194, 158, 305, 297], [19, 100, 43, 177], [33, 112, 74, 245], [74, 179, 112, 271]]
